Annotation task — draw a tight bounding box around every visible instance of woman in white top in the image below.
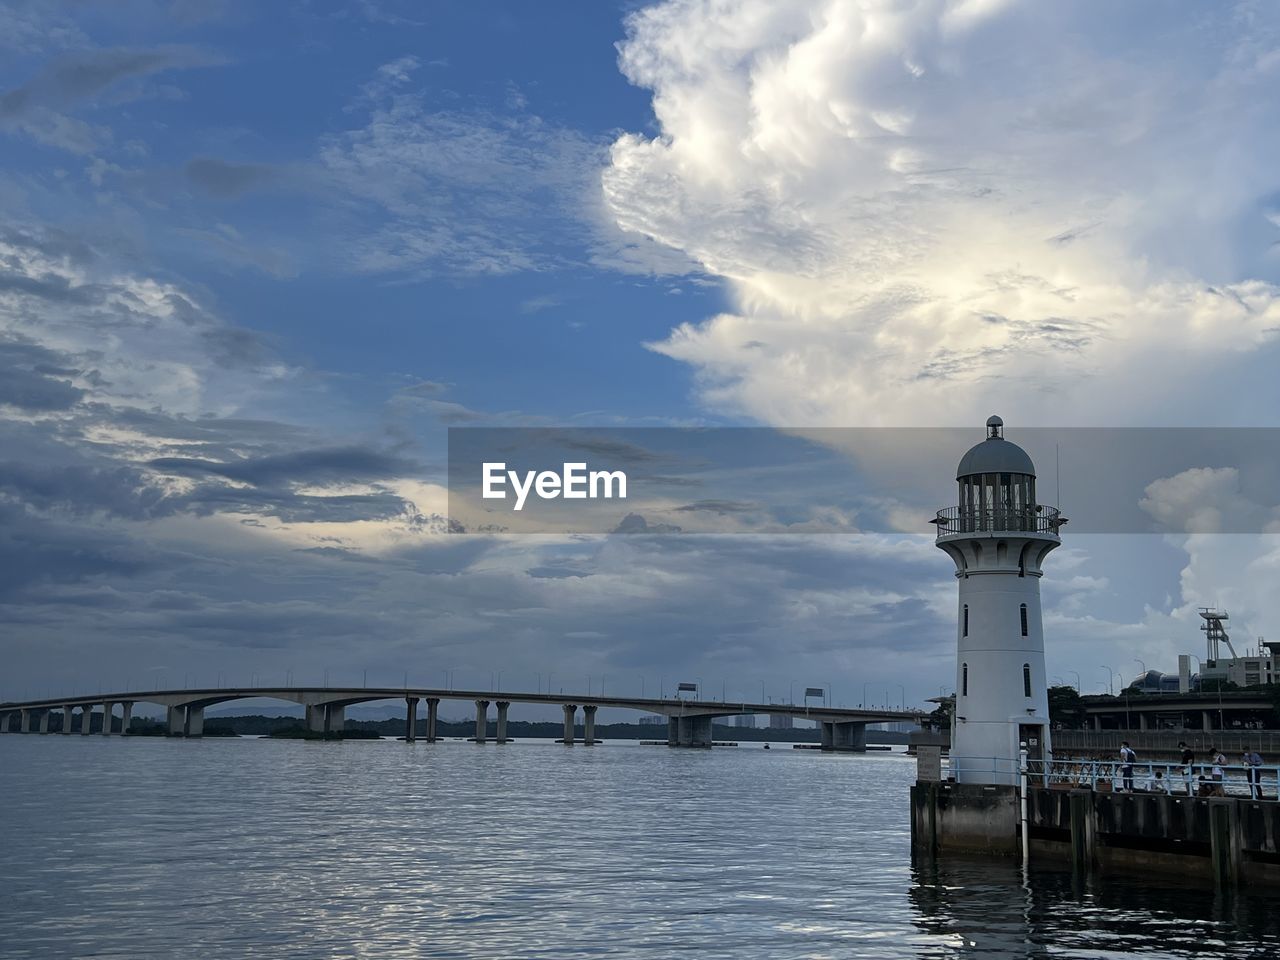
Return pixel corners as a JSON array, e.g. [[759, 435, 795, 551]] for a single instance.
[[1209, 747, 1227, 796]]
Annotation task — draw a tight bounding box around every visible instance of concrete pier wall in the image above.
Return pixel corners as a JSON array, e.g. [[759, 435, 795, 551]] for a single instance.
[[913, 779, 1280, 886], [911, 782, 1021, 856], [1026, 788, 1280, 885]]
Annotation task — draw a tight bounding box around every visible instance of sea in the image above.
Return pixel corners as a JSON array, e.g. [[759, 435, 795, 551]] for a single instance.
[[2, 735, 1278, 958]]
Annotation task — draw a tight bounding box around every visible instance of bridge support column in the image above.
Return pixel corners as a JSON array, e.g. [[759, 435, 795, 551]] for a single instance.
[[38, 710, 50, 734], [820, 721, 834, 750], [323, 704, 342, 735], [425, 698, 439, 742], [121, 702, 133, 735], [675, 715, 712, 747], [583, 705, 597, 745], [496, 701, 509, 743], [62, 706, 73, 734], [1138, 712, 1148, 732], [676, 716, 691, 746], [405, 697, 418, 742], [20, 709, 31, 733], [562, 704, 577, 744], [80, 706, 93, 734], [474, 700, 489, 743], [1203, 710, 1213, 732], [0, 712, 8, 733], [102, 702, 114, 735], [667, 716, 678, 746], [831, 721, 867, 752], [168, 705, 205, 737]]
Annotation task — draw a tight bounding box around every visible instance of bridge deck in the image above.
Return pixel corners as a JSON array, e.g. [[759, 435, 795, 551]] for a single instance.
[[0, 686, 918, 722]]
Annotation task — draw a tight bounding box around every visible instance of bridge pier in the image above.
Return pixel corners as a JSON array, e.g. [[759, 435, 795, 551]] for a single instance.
[[0, 712, 8, 733], [405, 697, 418, 742], [62, 705, 72, 734], [821, 721, 833, 750], [562, 704, 577, 744], [20, 709, 31, 733], [496, 701, 510, 743], [827, 721, 867, 752], [168, 705, 205, 737], [583, 705, 597, 745], [80, 706, 92, 735], [425, 698, 439, 742], [674, 715, 713, 747], [305, 703, 345, 735], [667, 717, 678, 746], [38, 710, 50, 734], [102, 701, 114, 735], [121, 701, 132, 735], [474, 700, 489, 743]]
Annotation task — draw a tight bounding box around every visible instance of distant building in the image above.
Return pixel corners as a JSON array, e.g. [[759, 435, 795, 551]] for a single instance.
[[732, 714, 755, 729], [638, 715, 665, 726], [768, 713, 793, 730], [1143, 608, 1280, 692]]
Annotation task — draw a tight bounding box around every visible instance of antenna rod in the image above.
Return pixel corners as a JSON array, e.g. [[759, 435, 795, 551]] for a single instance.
[[1055, 442, 1060, 510]]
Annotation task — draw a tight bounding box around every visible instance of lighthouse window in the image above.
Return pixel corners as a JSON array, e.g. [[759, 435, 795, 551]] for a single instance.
[[1020, 604, 1028, 637], [963, 604, 969, 637], [962, 663, 969, 697], [1023, 663, 1032, 698]]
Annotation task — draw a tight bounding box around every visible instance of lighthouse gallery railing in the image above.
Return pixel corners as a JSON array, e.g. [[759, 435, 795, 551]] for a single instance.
[[933, 505, 1062, 538]]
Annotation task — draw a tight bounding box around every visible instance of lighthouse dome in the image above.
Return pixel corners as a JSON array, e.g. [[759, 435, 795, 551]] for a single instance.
[[956, 415, 1036, 479]]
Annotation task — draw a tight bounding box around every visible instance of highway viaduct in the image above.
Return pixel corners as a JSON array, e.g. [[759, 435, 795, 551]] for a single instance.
[[0, 687, 920, 750]]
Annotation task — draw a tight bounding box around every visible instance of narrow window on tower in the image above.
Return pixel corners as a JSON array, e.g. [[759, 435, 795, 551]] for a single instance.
[[963, 604, 969, 637], [1020, 603, 1028, 637], [1023, 663, 1032, 698], [962, 663, 969, 697]]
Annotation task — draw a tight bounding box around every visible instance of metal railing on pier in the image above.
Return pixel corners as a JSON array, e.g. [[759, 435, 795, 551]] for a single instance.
[[943, 754, 1277, 800]]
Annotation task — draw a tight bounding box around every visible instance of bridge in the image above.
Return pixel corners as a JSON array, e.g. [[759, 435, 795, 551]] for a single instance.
[[0, 687, 919, 750]]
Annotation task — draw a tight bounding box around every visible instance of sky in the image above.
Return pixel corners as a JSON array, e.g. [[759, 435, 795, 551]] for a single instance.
[[4, 0, 1280, 718]]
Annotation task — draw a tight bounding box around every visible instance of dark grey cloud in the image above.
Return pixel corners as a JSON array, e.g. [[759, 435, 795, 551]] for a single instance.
[[184, 157, 278, 198], [0, 502, 153, 602], [0, 460, 168, 519], [148, 446, 418, 487], [0, 46, 220, 118], [0, 338, 85, 411], [611, 513, 681, 534], [526, 565, 590, 580], [673, 500, 759, 514]]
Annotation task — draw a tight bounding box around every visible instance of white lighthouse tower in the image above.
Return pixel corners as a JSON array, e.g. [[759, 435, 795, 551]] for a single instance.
[[934, 416, 1064, 785]]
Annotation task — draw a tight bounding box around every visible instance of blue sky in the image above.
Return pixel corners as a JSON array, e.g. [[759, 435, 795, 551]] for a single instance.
[[4, 0, 1280, 716]]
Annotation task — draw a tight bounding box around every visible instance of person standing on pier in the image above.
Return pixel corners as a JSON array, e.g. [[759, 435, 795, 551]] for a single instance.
[[1244, 749, 1264, 800], [1119, 741, 1137, 792], [1209, 747, 1227, 797], [1179, 742, 1195, 795]]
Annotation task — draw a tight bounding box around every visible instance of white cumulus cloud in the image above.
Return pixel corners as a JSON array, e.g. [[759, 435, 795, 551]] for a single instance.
[[604, 0, 1280, 427]]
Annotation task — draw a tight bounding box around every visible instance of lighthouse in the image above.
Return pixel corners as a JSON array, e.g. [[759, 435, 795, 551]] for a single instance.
[[934, 416, 1064, 785]]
